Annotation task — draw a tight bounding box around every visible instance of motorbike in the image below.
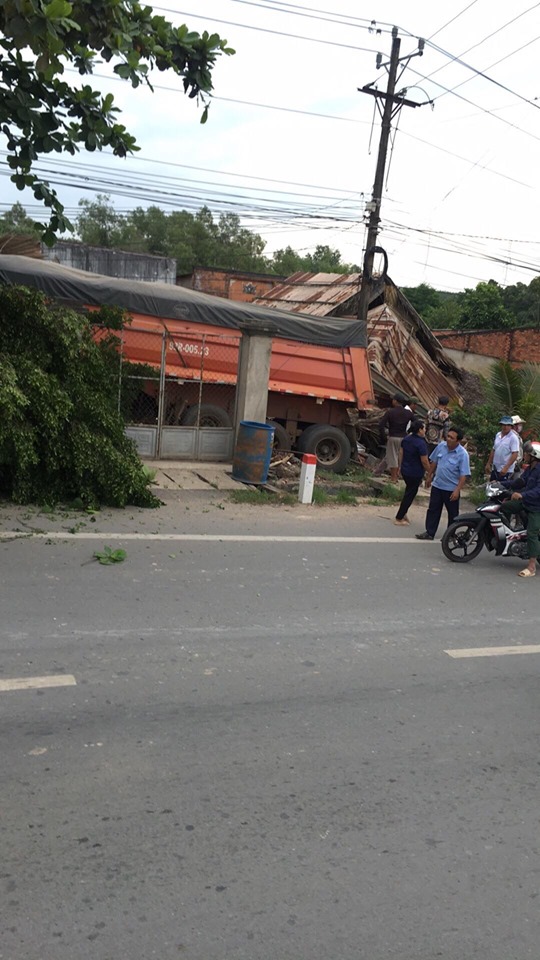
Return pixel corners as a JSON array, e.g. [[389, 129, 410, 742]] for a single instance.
[[441, 481, 539, 564]]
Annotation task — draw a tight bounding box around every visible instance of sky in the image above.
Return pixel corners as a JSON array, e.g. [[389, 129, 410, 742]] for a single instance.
[[2, 0, 540, 292]]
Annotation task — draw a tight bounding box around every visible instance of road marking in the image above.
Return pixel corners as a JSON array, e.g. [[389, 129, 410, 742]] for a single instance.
[[446, 645, 540, 659], [0, 674, 77, 692], [0, 532, 432, 543]]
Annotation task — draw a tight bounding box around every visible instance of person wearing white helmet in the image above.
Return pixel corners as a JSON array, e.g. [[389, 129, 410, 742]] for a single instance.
[[500, 440, 540, 577], [511, 415, 526, 474]]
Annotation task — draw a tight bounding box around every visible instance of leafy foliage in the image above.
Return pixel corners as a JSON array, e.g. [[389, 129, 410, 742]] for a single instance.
[[404, 277, 540, 331], [0, 201, 42, 238], [450, 359, 540, 482], [0, 1, 233, 241], [270, 244, 360, 276], [0, 286, 159, 507], [76, 198, 268, 273], [483, 360, 540, 433], [94, 546, 127, 564], [449, 402, 499, 483], [74, 198, 361, 275], [459, 282, 512, 330]]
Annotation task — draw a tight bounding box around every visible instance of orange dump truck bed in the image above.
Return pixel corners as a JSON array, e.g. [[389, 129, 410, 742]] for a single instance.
[[0, 256, 374, 468], [120, 313, 373, 408]]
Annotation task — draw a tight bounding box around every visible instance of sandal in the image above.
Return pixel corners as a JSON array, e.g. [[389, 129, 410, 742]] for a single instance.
[[518, 568, 536, 577]]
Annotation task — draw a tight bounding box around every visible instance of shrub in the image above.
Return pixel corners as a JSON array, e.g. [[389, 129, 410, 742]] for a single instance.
[[0, 286, 158, 507]]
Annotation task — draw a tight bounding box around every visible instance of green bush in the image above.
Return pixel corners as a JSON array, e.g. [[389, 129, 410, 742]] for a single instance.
[[450, 402, 499, 484], [0, 286, 159, 507]]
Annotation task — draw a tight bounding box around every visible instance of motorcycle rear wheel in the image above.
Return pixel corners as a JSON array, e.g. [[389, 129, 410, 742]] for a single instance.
[[442, 519, 484, 563]]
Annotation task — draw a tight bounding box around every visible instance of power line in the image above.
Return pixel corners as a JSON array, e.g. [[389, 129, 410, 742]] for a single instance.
[[152, 5, 383, 53], [406, 62, 540, 144], [63, 68, 534, 191], [164, 1, 540, 122], [426, 0, 481, 41], [226, 0, 394, 33], [423, 2, 540, 82], [425, 35, 540, 111], [430, 33, 540, 103]]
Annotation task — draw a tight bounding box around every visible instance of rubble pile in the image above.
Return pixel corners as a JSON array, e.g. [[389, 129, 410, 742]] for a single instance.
[[267, 454, 302, 488]]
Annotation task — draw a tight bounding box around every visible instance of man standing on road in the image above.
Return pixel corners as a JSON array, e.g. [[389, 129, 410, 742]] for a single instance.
[[485, 415, 520, 481], [415, 427, 471, 541], [378, 394, 411, 484]]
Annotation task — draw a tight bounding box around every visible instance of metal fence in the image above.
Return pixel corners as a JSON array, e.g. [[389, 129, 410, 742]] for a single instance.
[[111, 325, 240, 460]]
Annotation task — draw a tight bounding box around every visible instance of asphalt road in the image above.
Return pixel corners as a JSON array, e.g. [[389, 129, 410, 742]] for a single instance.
[[1, 498, 540, 960]]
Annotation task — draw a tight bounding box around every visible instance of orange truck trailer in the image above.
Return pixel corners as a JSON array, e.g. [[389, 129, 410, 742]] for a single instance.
[[0, 256, 374, 471]]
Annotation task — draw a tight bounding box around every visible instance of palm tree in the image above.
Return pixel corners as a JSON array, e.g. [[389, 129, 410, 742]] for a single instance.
[[484, 360, 540, 434]]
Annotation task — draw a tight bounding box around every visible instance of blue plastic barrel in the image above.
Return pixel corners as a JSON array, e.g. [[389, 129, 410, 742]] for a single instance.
[[232, 421, 275, 485]]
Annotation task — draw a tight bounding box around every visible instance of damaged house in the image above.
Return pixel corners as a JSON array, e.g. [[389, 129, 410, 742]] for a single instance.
[[253, 271, 462, 411]]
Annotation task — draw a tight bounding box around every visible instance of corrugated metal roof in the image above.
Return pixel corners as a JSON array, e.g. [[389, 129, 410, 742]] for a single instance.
[[254, 272, 462, 409], [254, 272, 361, 316], [367, 304, 459, 408]]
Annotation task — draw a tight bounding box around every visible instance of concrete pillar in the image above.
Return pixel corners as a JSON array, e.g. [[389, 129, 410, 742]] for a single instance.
[[234, 322, 275, 434]]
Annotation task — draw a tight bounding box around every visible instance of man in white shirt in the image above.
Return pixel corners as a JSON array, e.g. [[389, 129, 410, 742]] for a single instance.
[[485, 415, 520, 481]]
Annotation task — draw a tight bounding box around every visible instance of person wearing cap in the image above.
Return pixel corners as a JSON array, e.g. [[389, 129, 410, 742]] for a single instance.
[[378, 394, 411, 484], [485, 416, 520, 481]]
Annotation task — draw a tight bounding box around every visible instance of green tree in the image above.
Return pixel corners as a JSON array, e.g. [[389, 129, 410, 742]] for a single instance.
[[0, 285, 158, 507], [0, 202, 42, 237], [402, 282, 441, 315], [76, 199, 269, 273], [501, 277, 540, 328], [269, 243, 358, 276], [304, 244, 359, 273], [269, 245, 306, 276], [77, 195, 128, 247], [460, 281, 512, 330], [0, 1, 233, 242], [423, 299, 464, 330]]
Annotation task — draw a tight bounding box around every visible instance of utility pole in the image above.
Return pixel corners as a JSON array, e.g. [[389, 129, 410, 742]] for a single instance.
[[357, 27, 426, 326]]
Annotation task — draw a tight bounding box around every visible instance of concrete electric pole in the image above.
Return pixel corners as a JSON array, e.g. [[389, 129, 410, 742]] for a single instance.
[[356, 27, 426, 327]]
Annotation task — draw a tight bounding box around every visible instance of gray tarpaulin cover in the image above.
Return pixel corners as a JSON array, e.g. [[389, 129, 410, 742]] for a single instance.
[[0, 255, 367, 348]]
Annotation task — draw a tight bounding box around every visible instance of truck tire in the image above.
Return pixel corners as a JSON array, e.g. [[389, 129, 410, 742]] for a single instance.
[[181, 404, 232, 428], [268, 421, 291, 452], [297, 424, 351, 472]]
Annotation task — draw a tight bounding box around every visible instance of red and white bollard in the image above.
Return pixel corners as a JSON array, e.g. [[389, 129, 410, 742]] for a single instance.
[[298, 453, 317, 504]]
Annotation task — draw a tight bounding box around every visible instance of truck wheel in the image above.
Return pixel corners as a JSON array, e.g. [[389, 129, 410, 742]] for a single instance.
[[268, 421, 291, 452], [181, 404, 232, 428], [298, 424, 351, 472]]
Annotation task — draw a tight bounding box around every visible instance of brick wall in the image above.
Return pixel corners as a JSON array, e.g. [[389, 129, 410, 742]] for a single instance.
[[188, 268, 283, 302], [436, 328, 540, 365]]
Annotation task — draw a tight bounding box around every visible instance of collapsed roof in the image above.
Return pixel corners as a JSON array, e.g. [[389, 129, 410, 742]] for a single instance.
[[254, 271, 461, 406]]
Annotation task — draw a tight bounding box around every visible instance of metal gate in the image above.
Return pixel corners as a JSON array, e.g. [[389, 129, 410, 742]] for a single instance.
[[116, 326, 239, 460]]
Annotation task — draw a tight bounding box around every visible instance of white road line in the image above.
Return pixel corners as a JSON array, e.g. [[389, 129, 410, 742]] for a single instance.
[[446, 645, 540, 659], [0, 532, 432, 543], [0, 674, 77, 692]]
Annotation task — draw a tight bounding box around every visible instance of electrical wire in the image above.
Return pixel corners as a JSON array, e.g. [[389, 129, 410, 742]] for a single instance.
[[423, 2, 540, 82], [152, 5, 383, 53], [426, 0, 481, 41], [430, 33, 540, 103], [62, 68, 535, 191]]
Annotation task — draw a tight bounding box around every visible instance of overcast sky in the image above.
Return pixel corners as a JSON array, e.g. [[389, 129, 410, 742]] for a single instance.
[[2, 0, 540, 292]]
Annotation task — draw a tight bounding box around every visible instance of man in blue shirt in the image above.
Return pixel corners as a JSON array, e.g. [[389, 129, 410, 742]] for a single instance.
[[415, 427, 471, 540]]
